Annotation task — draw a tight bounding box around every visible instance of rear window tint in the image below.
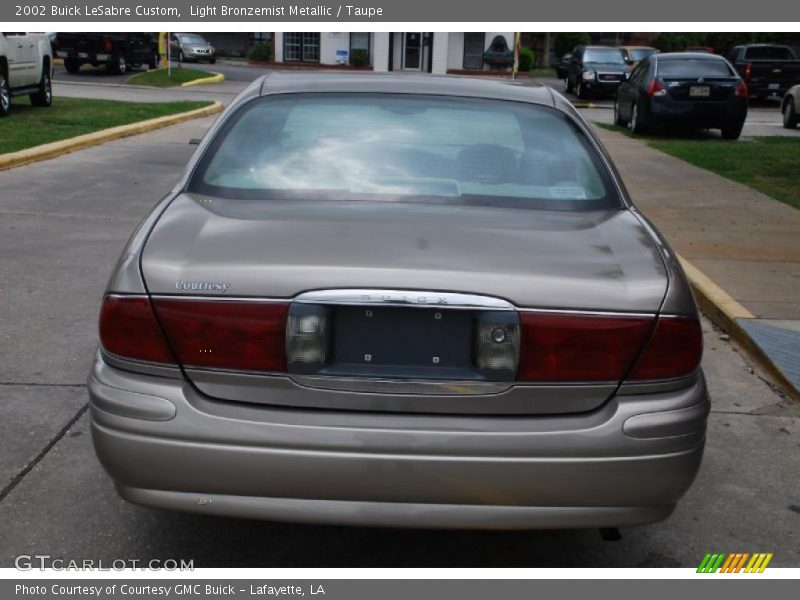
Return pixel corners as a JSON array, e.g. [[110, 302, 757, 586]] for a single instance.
[[657, 59, 734, 78], [189, 93, 622, 211], [744, 46, 795, 60]]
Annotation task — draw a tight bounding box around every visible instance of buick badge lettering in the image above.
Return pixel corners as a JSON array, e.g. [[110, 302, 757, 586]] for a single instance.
[[175, 280, 231, 293], [359, 293, 449, 305]]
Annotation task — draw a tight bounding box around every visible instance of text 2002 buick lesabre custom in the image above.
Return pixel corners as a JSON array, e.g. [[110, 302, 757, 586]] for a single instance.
[[89, 73, 708, 530]]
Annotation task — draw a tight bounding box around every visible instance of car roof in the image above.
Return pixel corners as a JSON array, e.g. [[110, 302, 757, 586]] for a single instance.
[[255, 72, 559, 107], [655, 52, 727, 61], [618, 45, 656, 50]]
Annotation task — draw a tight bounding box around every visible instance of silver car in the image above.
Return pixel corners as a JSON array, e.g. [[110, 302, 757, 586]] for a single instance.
[[89, 74, 708, 530], [170, 32, 216, 64]]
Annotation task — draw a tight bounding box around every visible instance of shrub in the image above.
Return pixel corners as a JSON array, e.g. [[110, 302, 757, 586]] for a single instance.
[[248, 43, 272, 62], [350, 49, 369, 67], [554, 33, 590, 57], [518, 46, 535, 72]]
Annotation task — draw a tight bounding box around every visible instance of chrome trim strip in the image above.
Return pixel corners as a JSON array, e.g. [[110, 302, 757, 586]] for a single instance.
[[290, 375, 513, 396], [293, 289, 515, 311]]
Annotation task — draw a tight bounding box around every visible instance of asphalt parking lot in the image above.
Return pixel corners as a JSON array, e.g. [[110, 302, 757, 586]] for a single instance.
[[1, 107, 798, 567]]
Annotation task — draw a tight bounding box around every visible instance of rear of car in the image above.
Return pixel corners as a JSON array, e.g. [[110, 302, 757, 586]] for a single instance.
[[729, 44, 800, 99], [89, 76, 708, 529], [621, 53, 748, 139], [55, 32, 157, 74]]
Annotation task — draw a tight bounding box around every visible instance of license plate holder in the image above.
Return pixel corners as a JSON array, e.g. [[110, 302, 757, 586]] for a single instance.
[[689, 85, 711, 97], [331, 306, 474, 378]]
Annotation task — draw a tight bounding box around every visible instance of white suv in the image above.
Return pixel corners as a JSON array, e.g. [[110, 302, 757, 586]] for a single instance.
[[0, 32, 53, 117]]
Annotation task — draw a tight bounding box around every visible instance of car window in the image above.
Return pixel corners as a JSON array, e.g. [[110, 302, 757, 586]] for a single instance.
[[582, 48, 626, 64], [657, 59, 735, 78], [189, 94, 621, 211], [744, 46, 794, 60], [179, 34, 206, 44], [629, 48, 656, 61]]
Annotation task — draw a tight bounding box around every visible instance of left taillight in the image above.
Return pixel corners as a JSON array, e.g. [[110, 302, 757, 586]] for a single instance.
[[647, 78, 667, 97], [102, 36, 113, 53], [152, 299, 289, 372], [99, 296, 176, 364], [734, 80, 748, 97]]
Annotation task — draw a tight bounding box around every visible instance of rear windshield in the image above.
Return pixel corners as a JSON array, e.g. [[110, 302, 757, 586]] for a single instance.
[[657, 59, 735, 78], [188, 94, 621, 211], [583, 48, 626, 64], [744, 46, 795, 60]]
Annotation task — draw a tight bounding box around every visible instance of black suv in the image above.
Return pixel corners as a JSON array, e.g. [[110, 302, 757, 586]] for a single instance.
[[565, 46, 630, 99]]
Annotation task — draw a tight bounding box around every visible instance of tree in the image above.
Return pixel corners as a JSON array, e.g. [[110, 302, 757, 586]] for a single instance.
[[554, 33, 590, 57]]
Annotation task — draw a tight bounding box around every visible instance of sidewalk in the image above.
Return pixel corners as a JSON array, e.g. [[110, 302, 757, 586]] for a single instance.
[[595, 128, 800, 397]]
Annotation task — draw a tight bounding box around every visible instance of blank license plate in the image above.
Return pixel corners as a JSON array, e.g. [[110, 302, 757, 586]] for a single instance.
[[769, 83, 780, 90], [690, 86, 710, 97]]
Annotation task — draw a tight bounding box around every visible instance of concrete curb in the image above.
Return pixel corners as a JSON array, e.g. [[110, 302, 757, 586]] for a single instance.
[[0, 101, 223, 172], [181, 72, 225, 87], [679, 255, 799, 400]]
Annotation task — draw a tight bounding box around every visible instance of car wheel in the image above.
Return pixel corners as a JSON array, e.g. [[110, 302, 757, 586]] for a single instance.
[[576, 80, 586, 100], [112, 55, 127, 75], [178, 50, 184, 63], [64, 58, 81, 74], [783, 98, 798, 129], [209, 57, 216, 64], [721, 121, 745, 140], [0, 72, 11, 117], [148, 52, 159, 69], [29, 66, 52, 107], [613, 97, 627, 126], [629, 100, 648, 134], [564, 76, 573, 94]]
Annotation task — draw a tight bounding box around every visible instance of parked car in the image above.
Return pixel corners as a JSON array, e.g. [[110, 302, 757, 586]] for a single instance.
[[55, 32, 159, 75], [555, 52, 572, 79], [90, 73, 708, 530], [618, 45, 658, 68], [170, 33, 216, 64], [783, 84, 799, 128], [0, 32, 53, 117], [565, 45, 630, 99], [685, 46, 715, 54], [727, 44, 800, 100], [614, 52, 748, 139]]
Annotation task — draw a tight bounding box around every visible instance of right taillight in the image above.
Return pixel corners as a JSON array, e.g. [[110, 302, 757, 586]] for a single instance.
[[103, 36, 113, 53], [517, 313, 653, 382], [743, 62, 752, 81], [516, 312, 702, 383], [734, 80, 748, 97], [628, 315, 703, 380]]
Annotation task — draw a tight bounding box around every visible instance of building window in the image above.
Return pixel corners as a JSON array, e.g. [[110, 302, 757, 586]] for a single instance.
[[284, 32, 320, 62], [463, 32, 485, 70], [350, 32, 370, 55]]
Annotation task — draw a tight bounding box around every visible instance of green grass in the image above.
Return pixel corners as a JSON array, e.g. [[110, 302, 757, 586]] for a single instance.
[[125, 67, 213, 87], [0, 96, 213, 154], [594, 123, 800, 211]]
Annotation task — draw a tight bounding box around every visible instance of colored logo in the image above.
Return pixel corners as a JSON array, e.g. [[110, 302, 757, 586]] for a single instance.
[[697, 553, 773, 573]]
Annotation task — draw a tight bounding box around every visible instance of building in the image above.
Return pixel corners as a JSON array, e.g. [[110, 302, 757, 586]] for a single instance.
[[272, 32, 516, 74]]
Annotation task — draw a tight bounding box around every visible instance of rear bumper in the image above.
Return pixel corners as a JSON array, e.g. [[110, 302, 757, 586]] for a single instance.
[[88, 353, 709, 529], [648, 97, 747, 126]]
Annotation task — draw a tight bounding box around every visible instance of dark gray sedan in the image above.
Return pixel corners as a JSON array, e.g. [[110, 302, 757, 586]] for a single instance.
[[90, 74, 708, 530]]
